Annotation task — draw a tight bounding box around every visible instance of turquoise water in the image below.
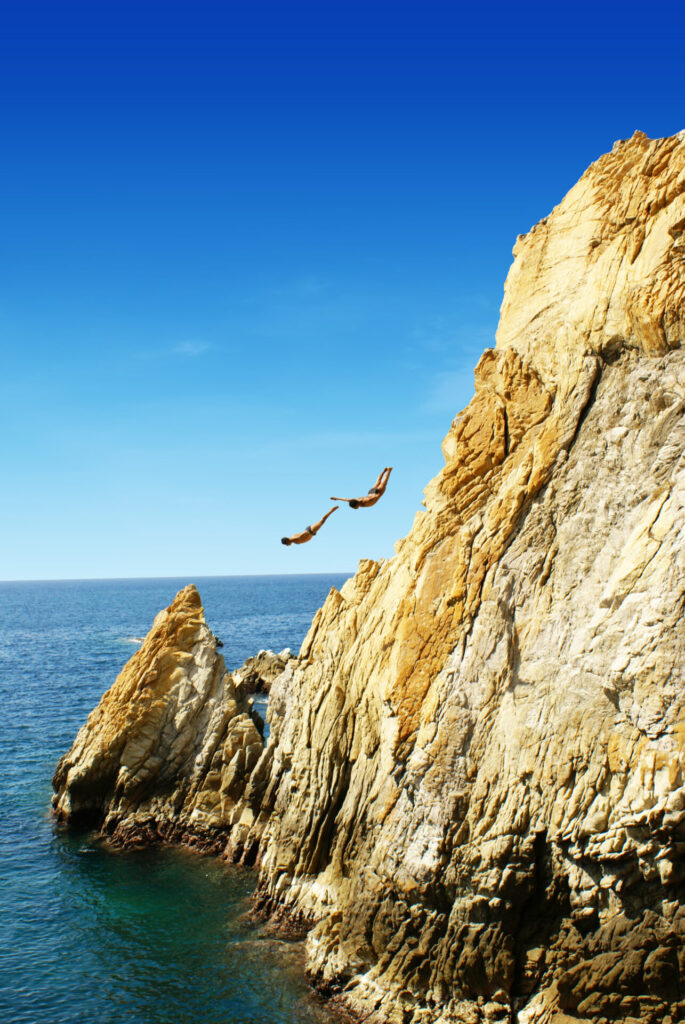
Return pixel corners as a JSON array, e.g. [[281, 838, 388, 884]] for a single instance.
[[0, 575, 348, 1024]]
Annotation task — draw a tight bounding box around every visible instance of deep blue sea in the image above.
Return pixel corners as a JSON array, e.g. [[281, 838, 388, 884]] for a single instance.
[[0, 574, 349, 1024]]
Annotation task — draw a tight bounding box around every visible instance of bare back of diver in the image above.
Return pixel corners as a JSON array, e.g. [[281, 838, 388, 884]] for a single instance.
[[331, 467, 392, 508], [281, 505, 339, 545]]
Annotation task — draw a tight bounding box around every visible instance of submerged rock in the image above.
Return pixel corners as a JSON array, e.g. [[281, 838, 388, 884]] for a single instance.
[[54, 131, 685, 1023]]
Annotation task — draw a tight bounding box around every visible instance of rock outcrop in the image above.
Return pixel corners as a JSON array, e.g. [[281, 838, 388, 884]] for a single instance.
[[233, 648, 295, 694], [52, 585, 265, 854], [54, 131, 685, 1024]]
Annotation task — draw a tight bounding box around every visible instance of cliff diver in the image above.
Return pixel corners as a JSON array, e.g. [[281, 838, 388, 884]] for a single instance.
[[331, 467, 392, 509], [281, 505, 339, 546]]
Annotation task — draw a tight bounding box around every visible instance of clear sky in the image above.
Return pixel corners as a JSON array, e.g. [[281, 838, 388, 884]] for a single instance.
[[2, 1, 684, 580]]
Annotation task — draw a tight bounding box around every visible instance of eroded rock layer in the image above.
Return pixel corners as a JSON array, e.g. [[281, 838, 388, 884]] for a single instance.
[[54, 131, 685, 1024]]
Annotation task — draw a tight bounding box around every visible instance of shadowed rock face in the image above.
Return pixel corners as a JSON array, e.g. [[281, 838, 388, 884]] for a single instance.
[[54, 132, 685, 1024], [233, 648, 296, 694]]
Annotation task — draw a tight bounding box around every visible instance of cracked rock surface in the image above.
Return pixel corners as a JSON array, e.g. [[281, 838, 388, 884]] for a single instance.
[[54, 131, 685, 1023]]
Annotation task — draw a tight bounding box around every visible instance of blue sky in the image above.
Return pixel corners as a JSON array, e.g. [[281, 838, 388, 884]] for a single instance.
[[2, 1, 684, 580]]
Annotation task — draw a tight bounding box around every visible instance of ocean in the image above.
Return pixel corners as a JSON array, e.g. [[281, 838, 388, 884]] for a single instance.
[[0, 574, 349, 1024]]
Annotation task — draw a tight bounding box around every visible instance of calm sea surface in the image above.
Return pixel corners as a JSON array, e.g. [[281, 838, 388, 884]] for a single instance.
[[0, 574, 349, 1024]]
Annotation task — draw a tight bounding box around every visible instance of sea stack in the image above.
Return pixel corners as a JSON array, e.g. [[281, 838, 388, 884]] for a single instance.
[[52, 584, 266, 854], [54, 131, 685, 1024]]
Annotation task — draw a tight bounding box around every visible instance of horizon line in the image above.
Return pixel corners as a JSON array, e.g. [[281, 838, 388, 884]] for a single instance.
[[0, 570, 355, 585]]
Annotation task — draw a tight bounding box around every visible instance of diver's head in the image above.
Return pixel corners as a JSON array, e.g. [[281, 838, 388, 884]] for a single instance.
[[281, 537, 292, 546], [349, 499, 360, 509]]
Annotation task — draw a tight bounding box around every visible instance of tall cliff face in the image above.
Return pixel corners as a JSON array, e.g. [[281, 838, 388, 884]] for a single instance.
[[241, 132, 685, 1024], [54, 132, 685, 1024]]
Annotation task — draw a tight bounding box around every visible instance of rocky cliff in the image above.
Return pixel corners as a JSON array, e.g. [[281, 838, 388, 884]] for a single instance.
[[52, 585, 266, 854], [54, 131, 685, 1024]]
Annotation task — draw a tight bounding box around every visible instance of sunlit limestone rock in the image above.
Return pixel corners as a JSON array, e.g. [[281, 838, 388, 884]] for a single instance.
[[52, 585, 265, 853], [54, 131, 685, 1024], [244, 131, 685, 1024]]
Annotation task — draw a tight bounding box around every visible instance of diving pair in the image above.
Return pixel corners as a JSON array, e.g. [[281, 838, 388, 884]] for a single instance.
[[281, 467, 392, 546]]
